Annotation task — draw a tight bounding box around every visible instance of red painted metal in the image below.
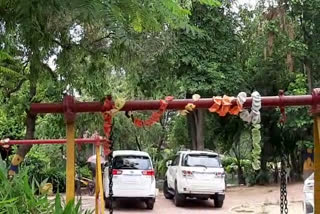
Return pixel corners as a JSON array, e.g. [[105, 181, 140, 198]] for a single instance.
[[312, 88, 320, 114], [30, 92, 320, 114], [63, 95, 76, 123], [1, 138, 107, 146]]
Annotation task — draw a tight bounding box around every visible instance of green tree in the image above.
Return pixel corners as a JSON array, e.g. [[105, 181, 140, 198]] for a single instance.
[[0, 0, 218, 170]]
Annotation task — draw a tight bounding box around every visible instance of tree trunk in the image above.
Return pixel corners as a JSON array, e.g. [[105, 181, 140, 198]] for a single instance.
[[187, 109, 205, 150], [187, 111, 197, 149], [237, 161, 246, 185], [304, 58, 313, 94], [17, 111, 36, 157], [9, 59, 38, 175]]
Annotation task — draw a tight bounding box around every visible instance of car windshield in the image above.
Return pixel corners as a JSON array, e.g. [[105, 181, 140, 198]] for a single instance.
[[112, 155, 152, 170], [183, 154, 220, 168]]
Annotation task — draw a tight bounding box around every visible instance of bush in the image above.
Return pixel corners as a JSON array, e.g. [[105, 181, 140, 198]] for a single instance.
[[23, 145, 66, 192], [0, 156, 93, 214], [255, 170, 271, 185]]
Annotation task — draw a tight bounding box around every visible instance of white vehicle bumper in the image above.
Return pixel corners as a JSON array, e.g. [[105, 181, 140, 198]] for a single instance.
[[104, 186, 156, 198], [177, 178, 225, 195]]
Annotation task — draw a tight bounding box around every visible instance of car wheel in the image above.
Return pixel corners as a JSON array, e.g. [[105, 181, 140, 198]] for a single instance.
[[104, 196, 115, 209], [163, 180, 174, 199], [174, 182, 184, 207], [145, 199, 155, 210], [104, 198, 110, 208], [214, 198, 224, 208]]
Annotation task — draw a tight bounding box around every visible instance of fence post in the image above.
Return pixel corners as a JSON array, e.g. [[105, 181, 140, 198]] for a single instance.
[[66, 122, 75, 203], [64, 95, 76, 203], [313, 117, 320, 214]]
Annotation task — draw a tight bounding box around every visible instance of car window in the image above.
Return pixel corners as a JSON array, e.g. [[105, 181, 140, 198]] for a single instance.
[[172, 155, 180, 166], [182, 154, 220, 168], [112, 155, 152, 170]]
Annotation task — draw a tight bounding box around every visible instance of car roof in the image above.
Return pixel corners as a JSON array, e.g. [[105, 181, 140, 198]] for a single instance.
[[177, 150, 219, 156], [113, 150, 150, 157]]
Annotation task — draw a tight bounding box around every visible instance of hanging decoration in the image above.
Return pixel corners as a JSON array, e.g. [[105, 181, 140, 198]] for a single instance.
[[178, 94, 199, 116], [238, 91, 262, 170], [208, 92, 247, 116], [251, 124, 262, 170], [134, 96, 174, 127], [239, 91, 261, 124], [110, 98, 126, 116], [206, 91, 262, 170], [103, 97, 114, 156]]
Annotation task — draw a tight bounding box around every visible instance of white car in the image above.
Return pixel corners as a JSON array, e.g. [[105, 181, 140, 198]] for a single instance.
[[164, 150, 225, 207], [304, 173, 314, 214], [103, 150, 156, 209]]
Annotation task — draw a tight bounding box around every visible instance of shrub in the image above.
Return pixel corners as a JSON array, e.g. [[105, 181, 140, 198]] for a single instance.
[[0, 157, 93, 214]]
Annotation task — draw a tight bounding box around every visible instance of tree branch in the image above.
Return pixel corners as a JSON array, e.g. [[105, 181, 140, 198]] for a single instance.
[[53, 39, 71, 50], [6, 78, 27, 97], [90, 32, 114, 45], [42, 62, 57, 80]]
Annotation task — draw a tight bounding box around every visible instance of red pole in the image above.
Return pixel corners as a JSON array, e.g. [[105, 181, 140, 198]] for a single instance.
[[1, 138, 107, 146], [30, 93, 320, 114]]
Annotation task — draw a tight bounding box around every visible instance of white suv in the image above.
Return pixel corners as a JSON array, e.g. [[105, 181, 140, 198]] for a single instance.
[[164, 150, 225, 207], [103, 150, 156, 209]]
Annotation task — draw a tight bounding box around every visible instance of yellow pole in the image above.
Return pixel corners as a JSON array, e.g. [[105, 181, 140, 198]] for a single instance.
[[313, 116, 320, 214], [66, 122, 75, 203], [95, 144, 105, 214]]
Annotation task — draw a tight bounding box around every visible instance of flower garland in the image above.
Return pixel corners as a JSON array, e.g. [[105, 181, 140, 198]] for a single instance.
[[134, 96, 174, 127]]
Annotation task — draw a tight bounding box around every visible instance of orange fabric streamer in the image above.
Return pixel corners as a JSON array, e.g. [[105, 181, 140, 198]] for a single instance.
[[209, 95, 243, 117], [103, 98, 113, 155], [134, 96, 173, 127], [216, 95, 233, 116], [229, 99, 243, 115], [209, 96, 222, 113]]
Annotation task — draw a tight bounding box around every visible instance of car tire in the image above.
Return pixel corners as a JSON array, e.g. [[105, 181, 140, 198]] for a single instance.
[[146, 199, 155, 210], [104, 196, 115, 209], [163, 180, 174, 199], [214, 198, 224, 208], [104, 198, 110, 208], [174, 182, 184, 207]]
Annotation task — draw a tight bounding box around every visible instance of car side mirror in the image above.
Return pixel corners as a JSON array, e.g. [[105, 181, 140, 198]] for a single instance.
[[166, 160, 172, 167]]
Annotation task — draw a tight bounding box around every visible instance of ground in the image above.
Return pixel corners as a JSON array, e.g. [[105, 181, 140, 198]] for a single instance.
[[78, 182, 304, 213]]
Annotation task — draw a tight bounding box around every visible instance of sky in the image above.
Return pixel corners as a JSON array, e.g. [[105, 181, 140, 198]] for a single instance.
[[237, 0, 258, 7]]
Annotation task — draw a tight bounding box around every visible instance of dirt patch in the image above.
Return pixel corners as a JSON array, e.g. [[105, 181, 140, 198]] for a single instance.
[[230, 201, 303, 214]]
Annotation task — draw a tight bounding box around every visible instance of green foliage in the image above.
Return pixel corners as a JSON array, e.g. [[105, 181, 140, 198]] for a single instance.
[[0, 108, 25, 139], [78, 165, 92, 179], [0, 157, 92, 214], [153, 148, 176, 178], [23, 145, 66, 192], [1, 0, 319, 188], [168, 115, 190, 149], [54, 194, 93, 214], [0, 158, 53, 213]]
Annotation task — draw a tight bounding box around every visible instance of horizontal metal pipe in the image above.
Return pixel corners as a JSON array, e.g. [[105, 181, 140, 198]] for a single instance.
[[1, 138, 107, 146], [30, 94, 318, 114]]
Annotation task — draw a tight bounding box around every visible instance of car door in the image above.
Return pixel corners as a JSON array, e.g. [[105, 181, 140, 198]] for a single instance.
[[168, 154, 180, 189]]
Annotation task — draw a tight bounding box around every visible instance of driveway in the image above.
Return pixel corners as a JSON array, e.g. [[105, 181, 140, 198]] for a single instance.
[[79, 183, 304, 213]]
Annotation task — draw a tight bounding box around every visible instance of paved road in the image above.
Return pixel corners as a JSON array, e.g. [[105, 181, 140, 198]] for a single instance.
[[80, 183, 304, 213]]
